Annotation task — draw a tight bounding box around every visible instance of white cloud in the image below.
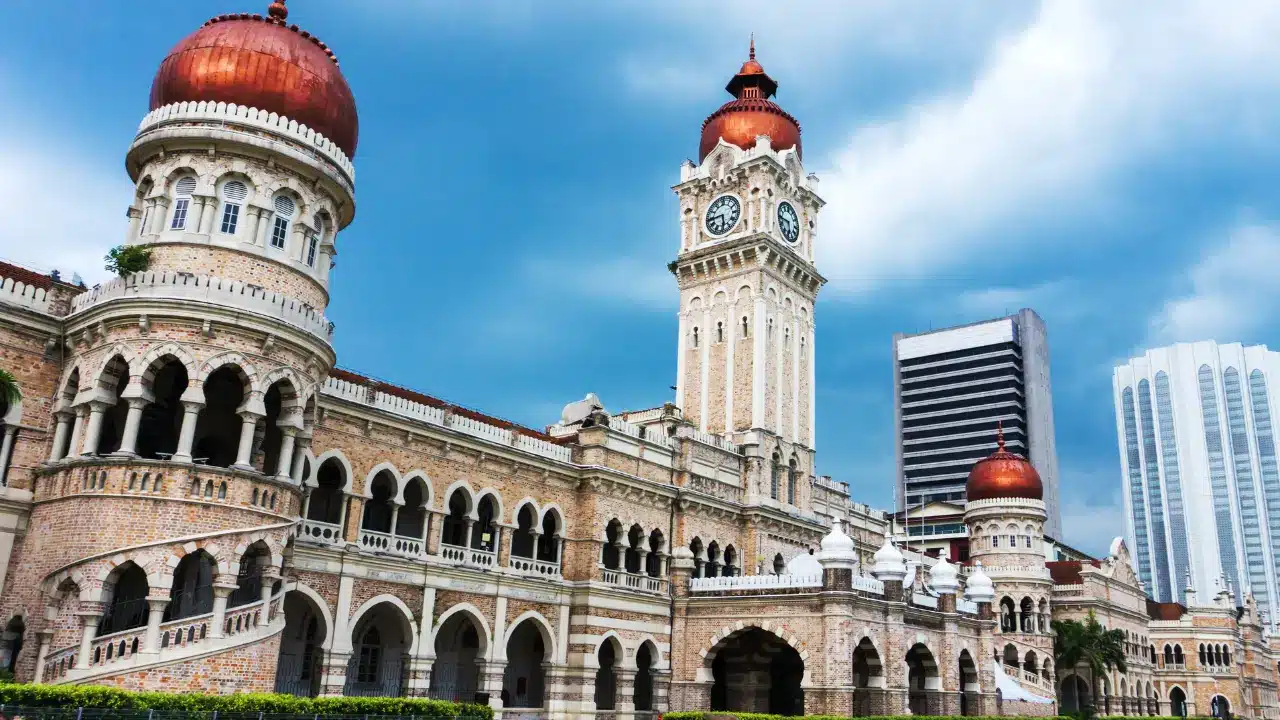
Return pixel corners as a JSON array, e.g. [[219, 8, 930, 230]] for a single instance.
[[524, 255, 675, 311], [1148, 221, 1280, 345], [814, 0, 1280, 292], [1059, 487, 1126, 558], [954, 281, 1071, 319], [0, 76, 130, 286]]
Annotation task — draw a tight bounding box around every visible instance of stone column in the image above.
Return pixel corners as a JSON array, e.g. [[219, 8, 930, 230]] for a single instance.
[[112, 398, 149, 457], [275, 428, 297, 481], [209, 576, 239, 638], [479, 659, 508, 713], [230, 410, 263, 471], [637, 548, 650, 578], [125, 207, 143, 243], [79, 401, 111, 456], [198, 195, 218, 235], [319, 650, 352, 696], [172, 398, 205, 463], [291, 434, 310, 483], [31, 629, 54, 684], [141, 596, 169, 654], [389, 506, 401, 538], [255, 208, 274, 247], [48, 410, 73, 462], [260, 569, 282, 623], [0, 425, 17, 485], [66, 406, 88, 461], [74, 610, 103, 669]]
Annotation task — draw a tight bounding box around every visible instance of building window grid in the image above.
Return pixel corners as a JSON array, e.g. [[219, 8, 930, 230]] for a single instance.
[[1122, 388, 1155, 592], [1156, 372, 1191, 605], [1248, 369, 1280, 609], [1199, 365, 1243, 603], [1225, 368, 1271, 612], [1138, 380, 1173, 602]]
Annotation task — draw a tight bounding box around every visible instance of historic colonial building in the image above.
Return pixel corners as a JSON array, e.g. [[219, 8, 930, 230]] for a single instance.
[[0, 2, 1275, 719]]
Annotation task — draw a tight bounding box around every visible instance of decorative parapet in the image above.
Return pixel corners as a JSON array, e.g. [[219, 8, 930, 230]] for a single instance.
[[689, 573, 821, 593], [687, 427, 741, 454], [851, 575, 886, 595], [912, 591, 939, 609], [957, 598, 979, 614], [320, 376, 574, 464], [814, 476, 849, 494], [687, 474, 744, 504], [0, 274, 51, 313], [70, 271, 334, 342], [138, 102, 354, 185]]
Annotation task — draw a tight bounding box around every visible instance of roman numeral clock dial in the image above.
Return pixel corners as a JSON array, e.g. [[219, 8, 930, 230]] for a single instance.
[[705, 195, 741, 236]]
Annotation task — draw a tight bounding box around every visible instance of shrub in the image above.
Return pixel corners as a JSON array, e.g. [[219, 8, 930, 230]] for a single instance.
[[664, 716, 1079, 720], [0, 684, 492, 719], [104, 245, 152, 278]]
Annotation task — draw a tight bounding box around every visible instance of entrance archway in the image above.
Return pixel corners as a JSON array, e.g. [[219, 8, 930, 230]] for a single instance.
[[430, 610, 485, 702], [274, 591, 328, 697], [595, 637, 620, 711], [958, 649, 979, 716], [635, 641, 657, 711], [503, 619, 548, 709], [343, 602, 411, 697], [852, 636, 884, 717], [0, 617, 23, 675], [905, 643, 940, 715], [709, 628, 804, 716], [1169, 687, 1187, 718], [1060, 674, 1090, 713], [1211, 695, 1230, 719]]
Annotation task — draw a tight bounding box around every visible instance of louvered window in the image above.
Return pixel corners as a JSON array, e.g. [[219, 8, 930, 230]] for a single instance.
[[220, 181, 248, 235], [170, 176, 197, 230], [270, 195, 295, 250]]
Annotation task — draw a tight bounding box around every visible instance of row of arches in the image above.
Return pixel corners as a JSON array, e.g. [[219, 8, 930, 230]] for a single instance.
[[51, 351, 311, 480], [274, 592, 663, 712], [1060, 677, 1228, 719], [1199, 642, 1232, 668], [998, 596, 1049, 634], [601, 520, 666, 578], [974, 522, 1039, 550], [688, 537, 738, 578], [999, 644, 1052, 681]]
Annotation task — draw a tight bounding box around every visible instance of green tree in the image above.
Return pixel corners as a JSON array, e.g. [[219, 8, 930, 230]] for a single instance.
[[104, 245, 152, 277], [1053, 611, 1127, 717], [0, 369, 20, 408]]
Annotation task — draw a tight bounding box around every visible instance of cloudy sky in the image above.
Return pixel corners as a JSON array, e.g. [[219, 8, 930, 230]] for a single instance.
[[3, 0, 1280, 556]]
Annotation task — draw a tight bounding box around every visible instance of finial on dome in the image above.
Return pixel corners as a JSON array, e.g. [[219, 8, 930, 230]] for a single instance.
[[749, 33, 756, 60], [268, 0, 288, 20], [996, 421, 1005, 450]]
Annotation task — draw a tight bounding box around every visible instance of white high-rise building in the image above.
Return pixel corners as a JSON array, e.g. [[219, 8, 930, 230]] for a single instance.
[[1114, 342, 1280, 624]]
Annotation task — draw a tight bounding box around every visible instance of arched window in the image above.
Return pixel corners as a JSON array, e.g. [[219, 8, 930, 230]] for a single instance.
[[219, 180, 248, 234], [715, 321, 724, 343], [787, 457, 798, 504], [741, 316, 749, 338], [773, 553, 785, 574], [170, 176, 197, 230], [692, 327, 700, 349], [770, 452, 780, 500], [271, 195, 295, 250], [307, 214, 324, 267]]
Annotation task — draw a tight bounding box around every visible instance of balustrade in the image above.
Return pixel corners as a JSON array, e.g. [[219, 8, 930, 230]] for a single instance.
[[296, 519, 343, 545], [689, 573, 820, 592], [439, 542, 496, 568], [508, 554, 561, 577], [599, 565, 667, 594]]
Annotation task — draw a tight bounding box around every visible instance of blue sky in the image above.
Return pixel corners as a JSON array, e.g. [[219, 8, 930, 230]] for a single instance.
[[4, 0, 1280, 556]]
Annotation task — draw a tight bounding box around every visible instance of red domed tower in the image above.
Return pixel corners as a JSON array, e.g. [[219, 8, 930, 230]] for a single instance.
[[963, 425, 1055, 688], [698, 37, 802, 162], [0, 1, 348, 690]]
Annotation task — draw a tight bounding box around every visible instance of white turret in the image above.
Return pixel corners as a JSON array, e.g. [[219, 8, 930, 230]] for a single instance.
[[872, 538, 907, 582], [929, 555, 960, 595], [817, 518, 857, 571], [965, 561, 995, 604]]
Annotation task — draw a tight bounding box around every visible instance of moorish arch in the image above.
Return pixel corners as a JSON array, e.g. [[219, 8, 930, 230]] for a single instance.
[[430, 603, 490, 701], [502, 610, 556, 710], [704, 624, 806, 716], [274, 582, 332, 697]]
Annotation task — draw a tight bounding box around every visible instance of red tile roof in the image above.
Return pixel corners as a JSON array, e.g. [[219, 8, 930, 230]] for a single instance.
[[0, 260, 54, 290], [1147, 599, 1186, 621], [1047, 559, 1101, 585], [329, 368, 562, 443]]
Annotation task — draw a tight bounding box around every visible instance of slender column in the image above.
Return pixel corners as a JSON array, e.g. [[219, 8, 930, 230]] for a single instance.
[[260, 569, 282, 623], [113, 397, 149, 457], [300, 490, 313, 523], [638, 548, 650, 577], [0, 426, 17, 486], [172, 399, 204, 463], [752, 295, 767, 427], [199, 196, 218, 235], [808, 324, 817, 449], [210, 577, 238, 639], [290, 435, 310, 483], [79, 401, 111, 456], [389, 506, 401, 537], [274, 428, 298, 481], [75, 611, 102, 669], [48, 411, 72, 462], [724, 306, 735, 432], [255, 209, 274, 247], [32, 629, 53, 684], [674, 312, 688, 411], [230, 411, 263, 471], [698, 308, 711, 431], [186, 196, 205, 234], [66, 406, 88, 461], [336, 494, 350, 540], [141, 596, 169, 654]]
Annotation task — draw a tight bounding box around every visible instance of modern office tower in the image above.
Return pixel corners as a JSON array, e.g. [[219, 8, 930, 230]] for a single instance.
[[1115, 342, 1280, 619], [893, 309, 1063, 538]]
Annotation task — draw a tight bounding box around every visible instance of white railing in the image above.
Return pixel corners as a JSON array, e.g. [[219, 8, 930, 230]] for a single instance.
[[687, 428, 740, 454], [852, 575, 886, 595], [608, 416, 645, 439], [600, 566, 667, 594], [689, 573, 821, 593], [957, 598, 979, 614], [296, 519, 343, 545], [508, 555, 561, 577], [912, 592, 939, 609], [320, 377, 574, 464], [71, 272, 333, 341], [813, 476, 849, 494], [439, 543, 496, 568], [622, 408, 663, 424], [1020, 668, 1051, 689], [0, 275, 51, 313], [357, 528, 394, 553], [138, 101, 354, 183]]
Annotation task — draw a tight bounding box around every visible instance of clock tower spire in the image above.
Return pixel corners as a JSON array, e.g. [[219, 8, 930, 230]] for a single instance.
[[671, 42, 825, 491]]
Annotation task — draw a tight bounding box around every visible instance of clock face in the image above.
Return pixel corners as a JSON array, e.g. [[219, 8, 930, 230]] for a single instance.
[[777, 201, 800, 244], [705, 195, 741, 236]]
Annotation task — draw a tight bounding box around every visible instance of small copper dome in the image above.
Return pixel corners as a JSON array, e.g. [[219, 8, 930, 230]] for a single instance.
[[149, 0, 359, 157], [966, 425, 1043, 502], [699, 38, 801, 162]]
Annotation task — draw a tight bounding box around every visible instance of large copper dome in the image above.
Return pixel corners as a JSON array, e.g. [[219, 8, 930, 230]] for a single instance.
[[699, 39, 801, 163], [149, 1, 359, 157], [966, 426, 1043, 502]]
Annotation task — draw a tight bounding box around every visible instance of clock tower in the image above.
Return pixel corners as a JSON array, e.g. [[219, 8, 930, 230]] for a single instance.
[[671, 41, 825, 486]]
